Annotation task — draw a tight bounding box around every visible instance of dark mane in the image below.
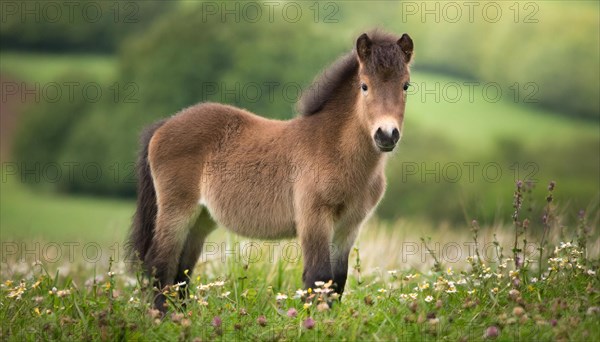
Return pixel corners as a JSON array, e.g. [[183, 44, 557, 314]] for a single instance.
[[297, 30, 404, 116], [297, 52, 358, 116]]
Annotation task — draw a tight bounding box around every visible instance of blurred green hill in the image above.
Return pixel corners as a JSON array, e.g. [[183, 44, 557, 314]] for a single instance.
[[2, 0, 598, 225]]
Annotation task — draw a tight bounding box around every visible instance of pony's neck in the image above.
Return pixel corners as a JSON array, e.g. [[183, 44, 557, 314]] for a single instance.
[[314, 79, 385, 174], [295, 69, 385, 176]]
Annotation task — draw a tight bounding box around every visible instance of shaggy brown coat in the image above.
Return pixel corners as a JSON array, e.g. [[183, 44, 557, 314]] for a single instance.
[[128, 30, 414, 311]]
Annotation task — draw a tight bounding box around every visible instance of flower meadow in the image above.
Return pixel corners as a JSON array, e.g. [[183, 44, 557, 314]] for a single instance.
[[1, 182, 598, 341]]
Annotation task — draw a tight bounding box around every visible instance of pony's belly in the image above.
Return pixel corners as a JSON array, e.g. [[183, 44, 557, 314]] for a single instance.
[[219, 215, 296, 240], [200, 183, 296, 240]]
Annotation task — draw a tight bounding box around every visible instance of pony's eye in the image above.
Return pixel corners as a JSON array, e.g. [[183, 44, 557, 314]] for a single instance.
[[403, 82, 410, 91], [361, 83, 368, 92]]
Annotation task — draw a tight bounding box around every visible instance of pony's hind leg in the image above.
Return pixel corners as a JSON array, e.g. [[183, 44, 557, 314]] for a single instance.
[[174, 209, 217, 295], [145, 203, 200, 312]]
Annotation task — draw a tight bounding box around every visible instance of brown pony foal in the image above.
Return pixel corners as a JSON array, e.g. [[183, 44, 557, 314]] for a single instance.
[[129, 30, 414, 311]]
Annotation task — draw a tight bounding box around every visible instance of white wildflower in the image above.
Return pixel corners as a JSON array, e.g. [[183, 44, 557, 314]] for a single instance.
[[197, 284, 211, 291], [56, 289, 70, 298], [294, 289, 307, 299], [405, 273, 418, 281]]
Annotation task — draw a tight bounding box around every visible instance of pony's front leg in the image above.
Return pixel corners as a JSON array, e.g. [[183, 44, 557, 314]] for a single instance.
[[331, 228, 359, 297], [297, 207, 334, 291]]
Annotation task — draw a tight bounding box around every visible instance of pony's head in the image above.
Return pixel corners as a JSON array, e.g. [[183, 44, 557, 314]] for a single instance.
[[355, 31, 413, 153]]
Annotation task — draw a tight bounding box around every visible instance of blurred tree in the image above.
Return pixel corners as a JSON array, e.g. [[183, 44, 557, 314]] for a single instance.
[[0, 0, 176, 53], [117, 1, 342, 120], [12, 73, 97, 186], [400, 2, 599, 120], [22, 1, 345, 196]]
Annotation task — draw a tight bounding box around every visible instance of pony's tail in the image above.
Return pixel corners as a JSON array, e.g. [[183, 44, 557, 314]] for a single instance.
[[127, 119, 166, 268]]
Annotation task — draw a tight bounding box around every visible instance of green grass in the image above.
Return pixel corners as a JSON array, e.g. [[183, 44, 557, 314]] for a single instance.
[[0, 52, 116, 84], [0, 177, 133, 244], [1, 215, 598, 341], [1, 170, 599, 340]]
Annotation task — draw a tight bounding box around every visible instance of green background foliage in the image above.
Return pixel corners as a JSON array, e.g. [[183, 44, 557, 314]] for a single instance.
[[1, 1, 598, 340], [2, 0, 599, 224]]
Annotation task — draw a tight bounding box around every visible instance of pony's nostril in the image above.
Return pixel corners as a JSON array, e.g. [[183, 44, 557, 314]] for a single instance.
[[392, 128, 400, 142], [374, 127, 384, 141]]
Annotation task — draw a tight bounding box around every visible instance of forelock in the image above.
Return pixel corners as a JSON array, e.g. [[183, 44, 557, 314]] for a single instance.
[[363, 31, 407, 79]]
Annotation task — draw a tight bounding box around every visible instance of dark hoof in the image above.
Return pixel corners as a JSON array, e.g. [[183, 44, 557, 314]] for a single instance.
[[154, 293, 169, 314]]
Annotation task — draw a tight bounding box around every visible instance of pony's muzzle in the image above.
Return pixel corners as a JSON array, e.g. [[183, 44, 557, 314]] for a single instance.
[[374, 127, 400, 152]]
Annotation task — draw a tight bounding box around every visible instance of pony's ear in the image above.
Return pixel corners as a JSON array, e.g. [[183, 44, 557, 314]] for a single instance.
[[356, 33, 372, 62], [397, 33, 414, 63]]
